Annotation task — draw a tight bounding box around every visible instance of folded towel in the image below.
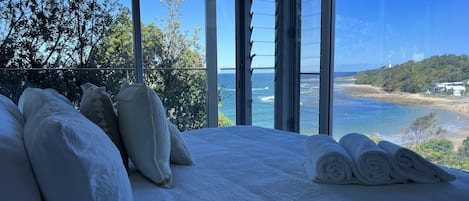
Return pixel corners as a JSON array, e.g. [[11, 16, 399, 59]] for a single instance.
[[304, 135, 357, 184], [378, 140, 456, 183], [339, 133, 403, 185]]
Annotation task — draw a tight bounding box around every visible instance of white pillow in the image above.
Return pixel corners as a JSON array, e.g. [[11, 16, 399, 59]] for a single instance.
[[20, 88, 133, 201], [18, 88, 71, 121], [168, 121, 194, 165], [0, 95, 42, 201], [80, 82, 129, 170], [117, 83, 172, 187]]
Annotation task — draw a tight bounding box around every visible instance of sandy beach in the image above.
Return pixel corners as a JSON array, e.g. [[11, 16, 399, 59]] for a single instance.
[[338, 82, 469, 148]]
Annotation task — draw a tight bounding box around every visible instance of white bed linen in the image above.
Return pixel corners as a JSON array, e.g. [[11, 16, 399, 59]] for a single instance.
[[130, 126, 469, 201]]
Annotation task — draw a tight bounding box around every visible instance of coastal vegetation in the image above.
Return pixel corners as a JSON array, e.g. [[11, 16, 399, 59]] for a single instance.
[[0, 0, 234, 131], [403, 112, 469, 170], [355, 54, 469, 93], [352, 55, 469, 171]]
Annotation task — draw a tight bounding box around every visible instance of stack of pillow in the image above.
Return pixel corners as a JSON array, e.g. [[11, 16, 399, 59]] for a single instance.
[[0, 94, 42, 200], [0, 82, 193, 201], [114, 82, 193, 187]]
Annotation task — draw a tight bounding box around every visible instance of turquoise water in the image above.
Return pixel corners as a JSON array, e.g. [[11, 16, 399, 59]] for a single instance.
[[218, 72, 469, 142]]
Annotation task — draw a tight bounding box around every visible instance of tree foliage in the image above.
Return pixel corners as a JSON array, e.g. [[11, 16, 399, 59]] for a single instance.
[[0, 0, 209, 131], [403, 112, 446, 147], [458, 137, 469, 158], [402, 113, 469, 171], [142, 0, 207, 131], [0, 0, 122, 103], [414, 138, 469, 171], [355, 54, 469, 93]]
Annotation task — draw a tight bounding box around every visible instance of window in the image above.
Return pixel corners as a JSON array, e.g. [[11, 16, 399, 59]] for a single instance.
[[139, 0, 208, 131], [334, 0, 469, 171], [300, 0, 321, 134], [0, 0, 134, 104]]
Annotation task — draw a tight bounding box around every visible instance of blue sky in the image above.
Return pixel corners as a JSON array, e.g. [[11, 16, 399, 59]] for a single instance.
[[126, 0, 469, 72]]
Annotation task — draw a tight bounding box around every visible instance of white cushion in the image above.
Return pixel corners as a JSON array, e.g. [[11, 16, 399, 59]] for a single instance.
[[20, 88, 133, 201], [168, 121, 193, 165], [0, 95, 41, 201], [117, 83, 172, 187], [80, 82, 129, 170]]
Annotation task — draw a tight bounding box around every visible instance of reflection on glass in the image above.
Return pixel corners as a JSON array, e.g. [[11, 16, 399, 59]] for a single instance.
[[334, 0, 469, 171], [139, 0, 208, 131], [217, 0, 236, 127], [299, 0, 321, 134]]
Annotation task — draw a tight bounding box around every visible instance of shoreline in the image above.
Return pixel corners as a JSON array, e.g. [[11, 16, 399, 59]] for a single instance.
[[338, 83, 469, 148]]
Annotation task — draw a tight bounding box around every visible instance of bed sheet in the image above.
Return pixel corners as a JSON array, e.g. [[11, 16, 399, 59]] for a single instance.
[[130, 126, 469, 201]]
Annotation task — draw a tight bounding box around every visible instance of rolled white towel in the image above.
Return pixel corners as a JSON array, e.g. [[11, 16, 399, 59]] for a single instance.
[[339, 133, 402, 185], [378, 140, 456, 183], [304, 135, 357, 184]]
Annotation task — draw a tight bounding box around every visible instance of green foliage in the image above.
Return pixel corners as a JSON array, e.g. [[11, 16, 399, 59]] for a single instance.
[[458, 137, 469, 158], [355, 54, 469, 93], [217, 84, 233, 127], [0, 0, 209, 131], [0, 0, 123, 103], [417, 138, 454, 162], [142, 0, 207, 131], [218, 112, 233, 127], [403, 112, 446, 147], [413, 138, 469, 171], [366, 134, 382, 144]]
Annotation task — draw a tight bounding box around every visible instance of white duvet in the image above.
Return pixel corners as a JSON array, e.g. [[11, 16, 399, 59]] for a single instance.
[[130, 126, 469, 201]]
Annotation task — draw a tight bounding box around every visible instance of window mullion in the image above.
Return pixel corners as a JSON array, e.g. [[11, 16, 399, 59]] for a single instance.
[[131, 0, 144, 83], [318, 0, 335, 135], [274, 0, 301, 132], [235, 0, 253, 125]]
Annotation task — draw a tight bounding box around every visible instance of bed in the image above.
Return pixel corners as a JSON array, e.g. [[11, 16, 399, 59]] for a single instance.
[[129, 125, 469, 201], [5, 87, 468, 201]]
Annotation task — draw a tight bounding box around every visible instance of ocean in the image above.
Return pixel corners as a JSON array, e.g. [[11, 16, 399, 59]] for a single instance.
[[218, 72, 469, 142]]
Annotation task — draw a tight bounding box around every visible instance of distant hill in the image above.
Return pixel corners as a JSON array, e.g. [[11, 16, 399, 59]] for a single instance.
[[355, 54, 469, 93]]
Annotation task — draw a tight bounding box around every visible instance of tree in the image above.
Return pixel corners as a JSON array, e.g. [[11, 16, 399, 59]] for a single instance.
[[0, 0, 121, 103], [217, 84, 233, 127], [143, 0, 207, 131], [417, 138, 454, 164], [367, 134, 382, 144], [403, 112, 446, 147], [459, 137, 469, 158], [1, 0, 209, 131], [354, 54, 469, 93]]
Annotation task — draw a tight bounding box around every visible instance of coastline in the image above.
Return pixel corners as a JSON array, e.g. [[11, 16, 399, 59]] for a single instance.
[[338, 82, 469, 148]]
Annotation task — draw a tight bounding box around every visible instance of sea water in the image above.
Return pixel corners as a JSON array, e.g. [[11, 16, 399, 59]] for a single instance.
[[218, 72, 469, 142]]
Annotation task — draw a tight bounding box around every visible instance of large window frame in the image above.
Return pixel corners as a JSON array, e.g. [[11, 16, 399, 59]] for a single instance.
[[129, 0, 335, 132], [130, 0, 219, 128]]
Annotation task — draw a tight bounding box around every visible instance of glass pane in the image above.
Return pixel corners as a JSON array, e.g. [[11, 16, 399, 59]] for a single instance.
[[251, 0, 275, 128], [334, 0, 469, 171], [299, 0, 321, 135], [252, 71, 275, 128], [301, 0, 321, 73], [139, 0, 207, 131], [300, 73, 320, 134], [0, 0, 134, 104], [217, 0, 236, 126], [145, 69, 207, 131]]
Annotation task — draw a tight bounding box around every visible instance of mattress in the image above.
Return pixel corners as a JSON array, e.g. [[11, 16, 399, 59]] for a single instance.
[[129, 126, 469, 201]]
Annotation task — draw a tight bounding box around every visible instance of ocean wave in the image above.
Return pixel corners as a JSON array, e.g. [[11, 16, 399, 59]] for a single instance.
[[253, 87, 269, 91], [220, 87, 270, 92], [300, 83, 319, 89], [259, 96, 275, 103], [301, 78, 320, 82], [300, 90, 318, 96]]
